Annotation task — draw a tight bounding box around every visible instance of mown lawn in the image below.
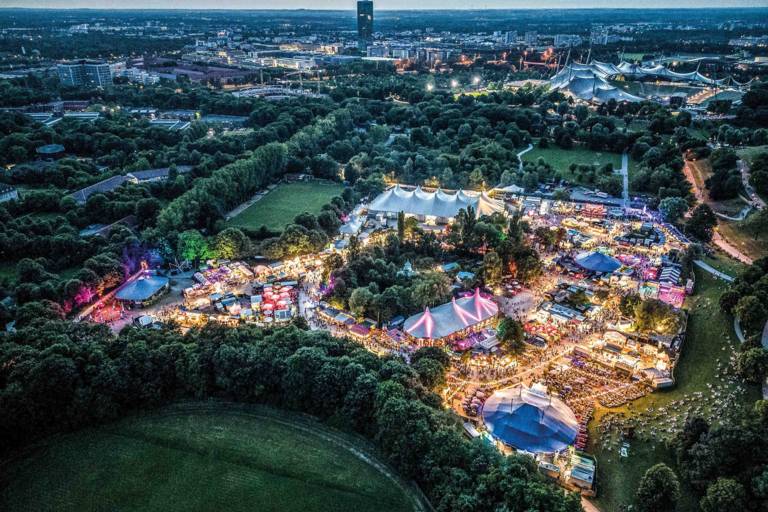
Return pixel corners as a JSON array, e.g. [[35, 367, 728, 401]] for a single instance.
[[736, 145, 768, 165], [523, 145, 638, 181], [0, 403, 417, 512], [227, 181, 344, 232], [589, 269, 761, 512]]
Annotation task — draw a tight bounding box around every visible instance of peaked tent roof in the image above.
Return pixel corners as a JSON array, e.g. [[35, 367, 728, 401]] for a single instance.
[[116, 275, 169, 302], [404, 288, 498, 340], [368, 185, 504, 219], [482, 385, 579, 453], [549, 63, 643, 104], [574, 251, 622, 274]]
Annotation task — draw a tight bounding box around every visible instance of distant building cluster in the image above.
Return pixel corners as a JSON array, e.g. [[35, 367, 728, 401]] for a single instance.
[[57, 59, 161, 87]]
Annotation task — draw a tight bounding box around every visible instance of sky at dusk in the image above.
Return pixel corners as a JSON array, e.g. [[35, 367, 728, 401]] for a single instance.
[[0, 0, 764, 9]]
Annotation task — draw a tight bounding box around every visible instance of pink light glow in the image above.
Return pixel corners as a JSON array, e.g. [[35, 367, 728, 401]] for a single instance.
[[452, 297, 476, 325], [407, 307, 435, 338]]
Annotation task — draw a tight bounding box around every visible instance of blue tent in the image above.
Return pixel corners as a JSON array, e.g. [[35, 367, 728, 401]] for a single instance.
[[574, 251, 621, 274], [116, 275, 169, 302], [482, 385, 579, 453]]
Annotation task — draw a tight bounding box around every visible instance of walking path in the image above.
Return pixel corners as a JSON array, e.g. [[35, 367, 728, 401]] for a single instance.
[[683, 160, 754, 264], [714, 203, 752, 221], [739, 159, 766, 210], [516, 143, 534, 172], [619, 152, 629, 208], [691, 260, 751, 347], [693, 260, 735, 282], [224, 184, 278, 220]]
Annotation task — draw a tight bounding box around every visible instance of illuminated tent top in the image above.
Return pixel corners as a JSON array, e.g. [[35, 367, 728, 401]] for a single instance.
[[482, 384, 579, 453], [615, 61, 726, 86], [574, 251, 622, 274], [116, 275, 169, 302], [368, 185, 504, 219], [404, 288, 498, 340], [549, 63, 643, 104]]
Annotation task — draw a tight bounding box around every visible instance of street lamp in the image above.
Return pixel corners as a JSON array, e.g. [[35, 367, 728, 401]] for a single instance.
[[473, 76, 481, 85], [450, 79, 458, 88], [426, 83, 434, 92]]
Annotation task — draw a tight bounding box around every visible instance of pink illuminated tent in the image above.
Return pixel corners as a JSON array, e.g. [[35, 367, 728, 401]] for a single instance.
[[404, 288, 498, 340]]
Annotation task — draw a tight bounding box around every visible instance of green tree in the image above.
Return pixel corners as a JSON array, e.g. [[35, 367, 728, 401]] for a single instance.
[[482, 250, 503, 287], [737, 347, 768, 384], [177, 229, 212, 266], [349, 287, 375, 318], [214, 227, 251, 259], [735, 295, 768, 333], [685, 204, 718, 242], [658, 196, 689, 223], [635, 463, 681, 512], [700, 478, 747, 512], [497, 317, 525, 353]]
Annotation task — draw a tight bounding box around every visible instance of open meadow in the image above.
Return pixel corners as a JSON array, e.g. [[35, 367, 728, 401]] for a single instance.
[[0, 403, 420, 512], [227, 181, 343, 232]]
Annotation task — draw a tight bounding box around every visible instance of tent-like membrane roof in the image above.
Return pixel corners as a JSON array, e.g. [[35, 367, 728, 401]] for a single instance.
[[574, 251, 622, 274], [482, 384, 579, 453], [116, 275, 169, 302], [368, 185, 504, 219], [404, 288, 498, 340]]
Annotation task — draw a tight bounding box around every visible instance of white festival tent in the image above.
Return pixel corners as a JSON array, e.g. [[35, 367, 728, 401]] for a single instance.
[[368, 185, 505, 220], [404, 288, 499, 341]]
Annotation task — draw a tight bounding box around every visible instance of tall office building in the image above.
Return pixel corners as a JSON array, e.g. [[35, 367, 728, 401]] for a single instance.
[[57, 60, 112, 87], [357, 1, 374, 50]]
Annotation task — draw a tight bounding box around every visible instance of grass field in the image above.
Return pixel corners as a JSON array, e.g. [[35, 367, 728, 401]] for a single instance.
[[736, 145, 768, 165], [227, 181, 344, 232], [0, 403, 419, 512], [702, 252, 748, 278], [589, 269, 761, 512], [523, 145, 637, 182], [716, 215, 768, 262]]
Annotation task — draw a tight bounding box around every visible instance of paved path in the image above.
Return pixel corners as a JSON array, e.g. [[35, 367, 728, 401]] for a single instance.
[[714, 204, 752, 221], [693, 260, 735, 282], [581, 497, 602, 512], [619, 152, 629, 208], [691, 260, 749, 346], [739, 159, 766, 210], [683, 160, 754, 264], [517, 143, 534, 172]]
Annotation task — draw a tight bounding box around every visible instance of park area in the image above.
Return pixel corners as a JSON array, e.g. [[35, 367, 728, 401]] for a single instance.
[[522, 145, 636, 181], [0, 403, 420, 512], [227, 181, 343, 232], [588, 267, 761, 512]]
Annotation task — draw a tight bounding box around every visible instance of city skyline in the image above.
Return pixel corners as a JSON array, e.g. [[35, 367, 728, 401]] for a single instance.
[[0, 0, 764, 9]]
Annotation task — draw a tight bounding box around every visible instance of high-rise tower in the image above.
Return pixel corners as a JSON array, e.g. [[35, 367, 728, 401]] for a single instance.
[[357, 1, 373, 50]]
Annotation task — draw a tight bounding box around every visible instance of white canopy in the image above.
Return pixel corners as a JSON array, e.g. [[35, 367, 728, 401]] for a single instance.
[[368, 185, 504, 219], [404, 288, 498, 340]]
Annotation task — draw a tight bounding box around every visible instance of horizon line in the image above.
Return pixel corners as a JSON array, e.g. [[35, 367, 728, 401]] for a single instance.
[[0, 6, 764, 10]]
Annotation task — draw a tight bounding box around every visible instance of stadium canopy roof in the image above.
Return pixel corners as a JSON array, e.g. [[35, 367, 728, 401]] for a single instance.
[[574, 251, 622, 274], [482, 384, 579, 453], [404, 288, 498, 340], [368, 185, 504, 219], [615, 61, 726, 86], [549, 63, 643, 104], [116, 275, 169, 302]]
